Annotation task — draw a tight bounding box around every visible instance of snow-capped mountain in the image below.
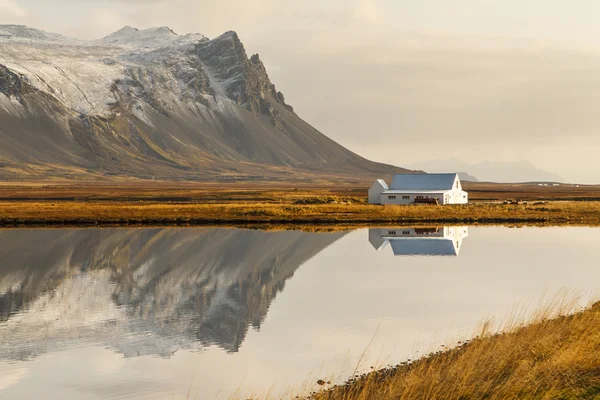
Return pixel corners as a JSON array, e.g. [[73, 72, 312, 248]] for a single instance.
[[0, 25, 403, 182]]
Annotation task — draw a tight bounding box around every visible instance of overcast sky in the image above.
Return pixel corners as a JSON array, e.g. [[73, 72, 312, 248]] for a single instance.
[[1, 0, 600, 183]]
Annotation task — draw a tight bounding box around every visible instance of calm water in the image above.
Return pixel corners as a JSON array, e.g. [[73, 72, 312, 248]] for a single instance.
[[1, 226, 600, 399]]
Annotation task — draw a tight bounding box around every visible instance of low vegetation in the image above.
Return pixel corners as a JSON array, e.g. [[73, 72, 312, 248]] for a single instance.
[[2, 200, 600, 227], [1, 184, 600, 226], [293, 196, 366, 205], [0, 200, 600, 227], [309, 298, 600, 400]]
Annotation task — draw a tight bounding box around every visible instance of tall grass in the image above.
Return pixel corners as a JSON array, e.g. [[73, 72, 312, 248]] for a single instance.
[[309, 293, 600, 400]]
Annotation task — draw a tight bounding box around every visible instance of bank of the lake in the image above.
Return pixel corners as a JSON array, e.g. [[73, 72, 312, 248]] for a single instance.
[[310, 301, 600, 400], [1, 200, 600, 227]]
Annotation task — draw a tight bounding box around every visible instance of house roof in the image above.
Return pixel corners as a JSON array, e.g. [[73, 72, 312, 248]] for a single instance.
[[389, 238, 459, 256], [375, 179, 389, 190], [390, 173, 458, 191]]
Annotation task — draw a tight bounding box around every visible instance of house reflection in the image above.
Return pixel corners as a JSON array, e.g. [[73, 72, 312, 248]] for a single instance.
[[369, 227, 469, 256]]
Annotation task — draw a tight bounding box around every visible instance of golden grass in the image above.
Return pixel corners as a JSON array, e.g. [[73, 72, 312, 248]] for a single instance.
[[1, 183, 600, 202], [1, 185, 600, 226], [1, 200, 600, 227], [309, 296, 600, 400]]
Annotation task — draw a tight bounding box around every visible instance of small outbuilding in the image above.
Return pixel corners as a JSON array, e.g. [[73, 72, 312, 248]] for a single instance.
[[369, 173, 468, 205]]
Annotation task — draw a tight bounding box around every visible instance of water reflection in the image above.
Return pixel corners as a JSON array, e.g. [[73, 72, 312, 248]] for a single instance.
[[369, 226, 469, 256], [2, 226, 600, 399], [0, 228, 346, 361]]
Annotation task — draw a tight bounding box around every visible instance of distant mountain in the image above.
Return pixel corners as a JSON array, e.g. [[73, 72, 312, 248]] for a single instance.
[[408, 159, 564, 183], [0, 25, 409, 183], [458, 172, 479, 182]]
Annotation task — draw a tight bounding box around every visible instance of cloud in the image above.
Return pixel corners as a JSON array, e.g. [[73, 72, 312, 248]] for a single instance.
[[353, 0, 384, 23], [0, 0, 26, 16], [0, 0, 599, 181], [114, 0, 277, 39], [90, 8, 129, 36], [250, 26, 600, 182], [259, 27, 600, 141]]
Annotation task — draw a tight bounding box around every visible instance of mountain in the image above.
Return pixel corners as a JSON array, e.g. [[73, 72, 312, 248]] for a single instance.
[[0, 228, 347, 360], [407, 159, 564, 183], [0, 25, 407, 183], [458, 172, 479, 182]]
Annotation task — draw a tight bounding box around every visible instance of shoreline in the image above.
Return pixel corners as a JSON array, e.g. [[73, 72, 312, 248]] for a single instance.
[[1, 200, 600, 228], [309, 301, 600, 400], [0, 218, 596, 229]]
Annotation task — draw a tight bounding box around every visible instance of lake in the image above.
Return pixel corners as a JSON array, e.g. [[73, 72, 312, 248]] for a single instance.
[[1, 226, 599, 399]]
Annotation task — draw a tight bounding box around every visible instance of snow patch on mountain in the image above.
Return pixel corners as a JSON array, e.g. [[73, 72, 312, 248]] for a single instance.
[[0, 24, 283, 123], [101, 25, 206, 49], [0, 44, 124, 115], [0, 25, 73, 42], [0, 25, 216, 116], [0, 92, 25, 115]]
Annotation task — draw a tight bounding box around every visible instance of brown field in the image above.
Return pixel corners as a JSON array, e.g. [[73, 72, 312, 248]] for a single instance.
[[0, 182, 600, 227], [463, 182, 600, 202], [309, 298, 600, 400], [0, 181, 599, 202]]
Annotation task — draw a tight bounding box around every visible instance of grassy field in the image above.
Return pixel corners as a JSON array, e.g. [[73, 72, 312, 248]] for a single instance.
[[1, 190, 600, 226], [308, 297, 600, 400], [1, 182, 600, 202], [463, 182, 600, 201], [1, 183, 600, 226], [1, 199, 600, 226]]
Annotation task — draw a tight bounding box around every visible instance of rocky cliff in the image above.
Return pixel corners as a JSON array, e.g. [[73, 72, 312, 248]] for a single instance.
[[0, 25, 409, 182]]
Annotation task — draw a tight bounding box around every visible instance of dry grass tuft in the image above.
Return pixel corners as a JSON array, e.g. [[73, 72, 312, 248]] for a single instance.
[[309, 294, 600, 400]]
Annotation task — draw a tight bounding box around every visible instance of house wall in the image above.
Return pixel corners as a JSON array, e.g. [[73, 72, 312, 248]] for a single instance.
[[442, 176, 468, 205], [368, 181, 387, 204], [381, 193, 445, 205], [380, 227, 445, 238], [448, 190, 469, 204]]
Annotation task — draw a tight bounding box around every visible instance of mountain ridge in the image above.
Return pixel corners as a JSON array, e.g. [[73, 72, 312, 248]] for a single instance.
[[408, 159, 564, 183], [0, 25, 410, 183]]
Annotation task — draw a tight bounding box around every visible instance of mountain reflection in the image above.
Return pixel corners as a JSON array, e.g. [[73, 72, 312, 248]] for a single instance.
[[369, 227, 469, 256], [0, 228, 346, 360]]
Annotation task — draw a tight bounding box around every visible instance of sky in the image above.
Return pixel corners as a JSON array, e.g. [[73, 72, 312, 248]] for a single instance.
[[1, 0, 600, 183]]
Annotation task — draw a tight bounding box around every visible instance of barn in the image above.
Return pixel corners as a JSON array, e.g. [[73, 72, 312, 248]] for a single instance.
[[368, 173, 468, 205]]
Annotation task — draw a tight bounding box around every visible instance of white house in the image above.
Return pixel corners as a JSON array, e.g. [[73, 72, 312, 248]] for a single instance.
[[368, 173, 468, 205], [368, 226, 469, 256]]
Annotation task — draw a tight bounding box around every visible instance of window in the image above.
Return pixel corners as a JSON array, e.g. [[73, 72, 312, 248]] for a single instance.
[[388, 195, 396, 200], [402, 196, 410, 200], [403, 231, 410, 235], [388, 231, 396, 235]]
